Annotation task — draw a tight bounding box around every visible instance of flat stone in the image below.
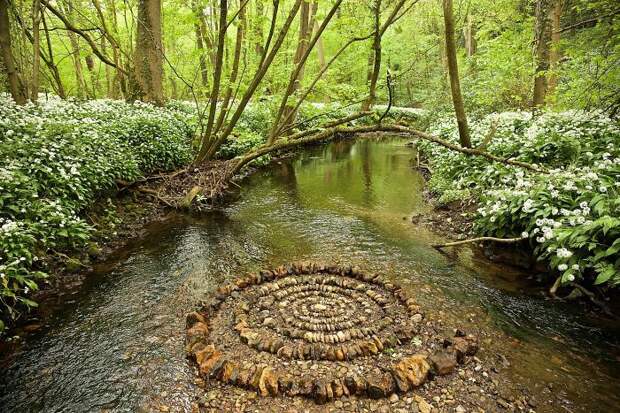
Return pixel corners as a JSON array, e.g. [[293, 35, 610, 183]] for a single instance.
[[391, 354, 430, 390], [430, 351, 457, 375], [186, 322, 209, 348]]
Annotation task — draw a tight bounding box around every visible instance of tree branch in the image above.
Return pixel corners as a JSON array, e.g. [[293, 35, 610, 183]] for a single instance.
[[432, 236, 526, 249], [40, 0, 128, 75]]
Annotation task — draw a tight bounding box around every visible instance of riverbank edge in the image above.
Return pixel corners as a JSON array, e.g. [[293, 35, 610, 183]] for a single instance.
[[410, 160, 620, 317]]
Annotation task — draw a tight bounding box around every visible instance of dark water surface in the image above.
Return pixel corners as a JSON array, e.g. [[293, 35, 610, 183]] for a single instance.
[[1, 139, 619, 412]]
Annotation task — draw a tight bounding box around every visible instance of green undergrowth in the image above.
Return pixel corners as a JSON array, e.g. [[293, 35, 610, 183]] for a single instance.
[[0, 96, 194, 330], [419, 111, 620, 290]]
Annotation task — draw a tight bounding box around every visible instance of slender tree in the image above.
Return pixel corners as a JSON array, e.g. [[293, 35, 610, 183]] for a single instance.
[[548, 0, 563, 97], [31, 0, 42, 101], [443, 0, 471, 148]]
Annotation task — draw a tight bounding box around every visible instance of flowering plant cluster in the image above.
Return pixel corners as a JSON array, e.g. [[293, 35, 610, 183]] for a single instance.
[[0, 96, 194, 329], [419, 111, 620, 288]]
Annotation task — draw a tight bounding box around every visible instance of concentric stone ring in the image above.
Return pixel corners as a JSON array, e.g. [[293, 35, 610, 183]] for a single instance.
[[186, 263, 479, 403]]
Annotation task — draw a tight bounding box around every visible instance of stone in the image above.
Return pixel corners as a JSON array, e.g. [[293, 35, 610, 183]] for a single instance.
[[258, 367, 279, 396], [418, 399, 432, 413], [250, 365, 266, 390], [198, 348, 223, 376], [239, 329, 258, 344], [219, 360, 238, 383], [186, 322, 209, 348], [237, 364, 256, 387], [344, 374, 367, 394], [389, 393, 400, 403], [194, 344, 217, 365], [313, 380, 330, 404], [451, 336, 479, 362], [186, 312, 207, 329], [430, 351, 457, 375], [332, 380, 344, 398], [366, 369, 395, 399], [455, 406, 466, 413], [412, 313, 424, 323], [391, 354, 430, 391]]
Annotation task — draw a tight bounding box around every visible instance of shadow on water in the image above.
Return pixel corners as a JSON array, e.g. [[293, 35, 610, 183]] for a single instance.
[[1, 138, 619, 412]]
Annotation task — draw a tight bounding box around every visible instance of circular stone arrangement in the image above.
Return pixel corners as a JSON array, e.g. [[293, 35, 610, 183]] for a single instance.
[[186, 263, 479, 403]]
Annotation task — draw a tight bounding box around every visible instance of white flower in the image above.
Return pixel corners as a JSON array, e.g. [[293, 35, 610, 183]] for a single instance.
[[599, 186, 607, 193], [521, 231, 529, 238], [572, 264, 580, 270], [558, 264, 568, 271], [523, 199, 535, 213], [566, 273, 575, 282], [557, 248, 573, 258]]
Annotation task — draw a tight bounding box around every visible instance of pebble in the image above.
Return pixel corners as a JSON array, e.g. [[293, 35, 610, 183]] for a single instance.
[[418, 399, 433, 413], [455, 405, 466, 413], [389, 394, 399, 403], [334, 400, 344, 408]]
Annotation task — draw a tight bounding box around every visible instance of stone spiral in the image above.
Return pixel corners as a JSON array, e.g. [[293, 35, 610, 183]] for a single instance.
[[186, 263, 478, 403]]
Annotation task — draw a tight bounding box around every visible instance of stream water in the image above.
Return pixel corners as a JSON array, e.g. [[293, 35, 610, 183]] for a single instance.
[[1, 138, 619, 412]]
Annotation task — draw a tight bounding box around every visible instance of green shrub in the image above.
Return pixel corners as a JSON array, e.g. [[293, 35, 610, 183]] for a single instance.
[[0, 96, 193, 329], [419, 110, 620, 287]]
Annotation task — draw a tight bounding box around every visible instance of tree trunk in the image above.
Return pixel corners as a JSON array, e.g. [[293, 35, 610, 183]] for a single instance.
[[214, 0, 246, 134], [193, 1, 209, 89], [443, 0, 471, 148], [362, 0, 382, 111], [41, 12, 66, 98], [314, 19, 328, 102], [132, 0, 164, 105], [532, 0, 553, 108], [0, 0, 27, 104], [254, 0, 264, 55], [31, 0, 42, 102], [463, 14, 476, 57], [548, 0, 562, 97], [274, 0, 312, 139], [85, 54, 99, 97]]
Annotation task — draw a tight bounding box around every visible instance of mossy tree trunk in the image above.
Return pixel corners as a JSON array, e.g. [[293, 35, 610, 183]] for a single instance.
[[0, 0, 28, 104], [132, 0, 164, 105], [532, 0, 553, 108]]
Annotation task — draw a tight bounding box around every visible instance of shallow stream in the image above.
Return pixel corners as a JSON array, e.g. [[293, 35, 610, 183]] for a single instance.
[[1, 139, 619, 412]]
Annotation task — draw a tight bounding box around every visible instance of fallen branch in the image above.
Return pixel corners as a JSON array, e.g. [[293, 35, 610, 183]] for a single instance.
[[385, 125, 547, 173], [432, 236, 526, 249]]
